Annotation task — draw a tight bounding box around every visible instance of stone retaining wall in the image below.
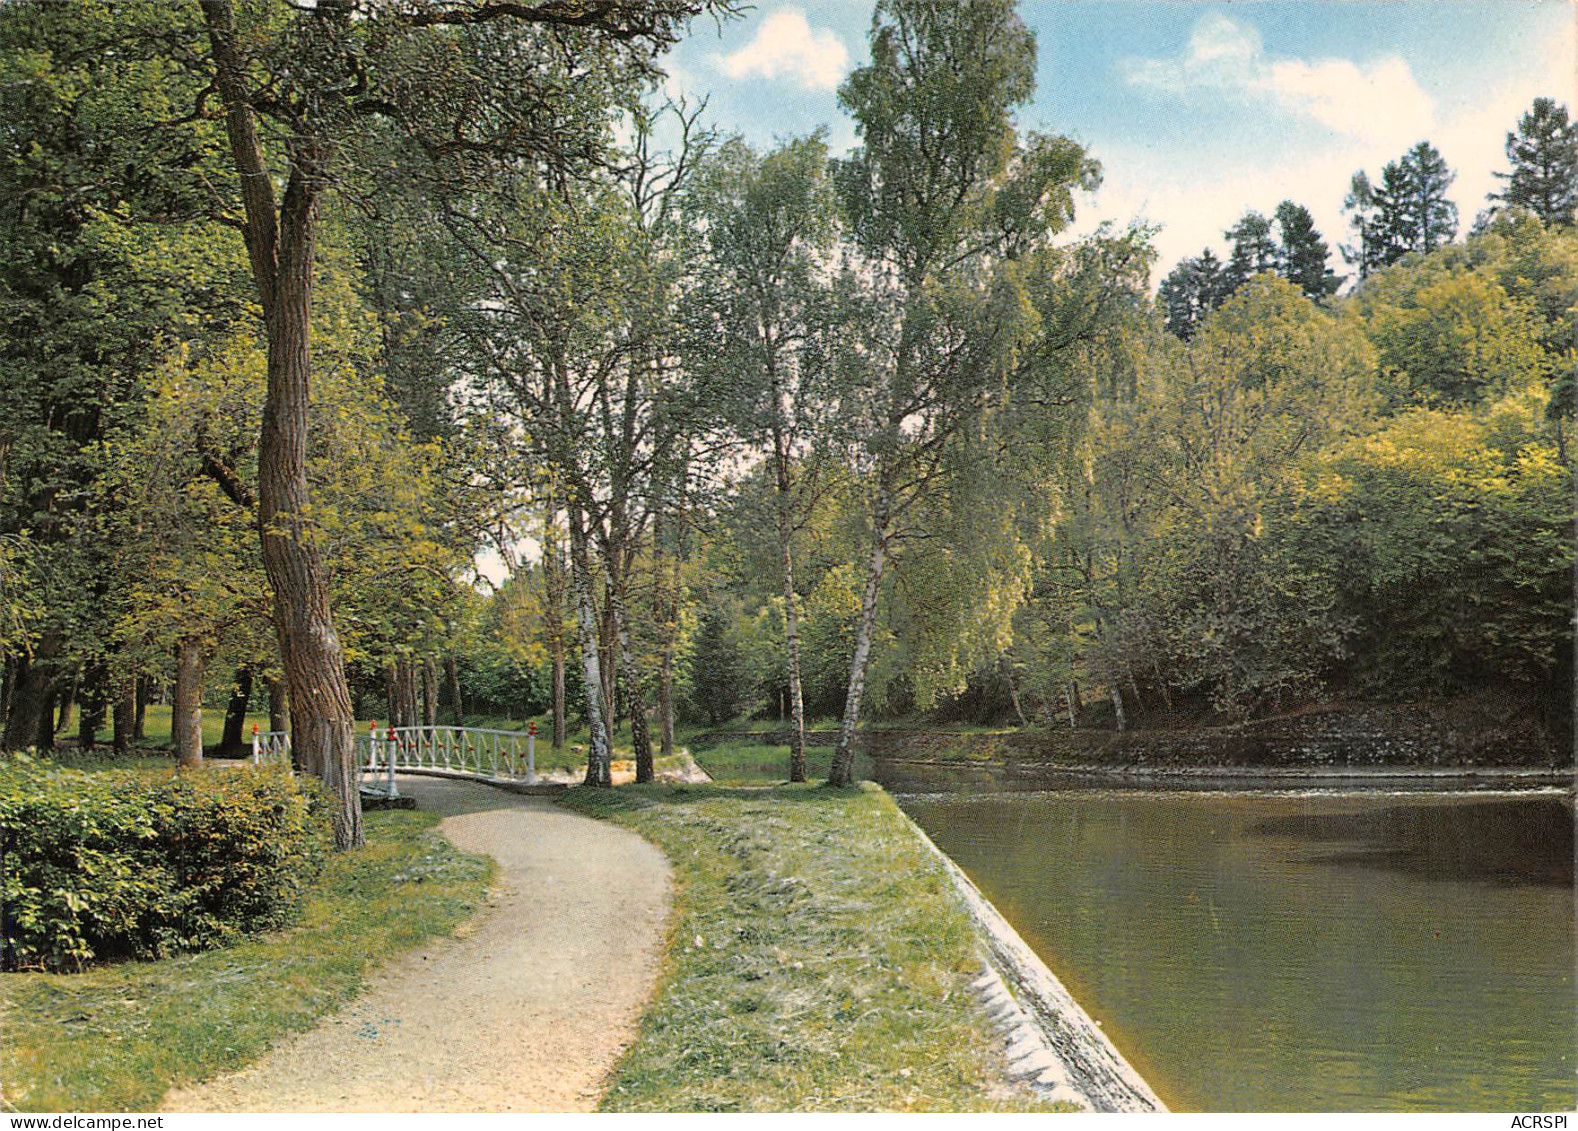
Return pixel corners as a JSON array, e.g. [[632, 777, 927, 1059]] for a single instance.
[[696, 700, 1568, 768]]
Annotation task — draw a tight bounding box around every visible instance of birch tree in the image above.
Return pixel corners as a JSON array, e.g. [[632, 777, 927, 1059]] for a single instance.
[[824, 0, 1099, 784]]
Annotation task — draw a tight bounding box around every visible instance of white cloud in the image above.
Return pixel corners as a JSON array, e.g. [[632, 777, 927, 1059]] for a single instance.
[[1122, 13, 1434, 148], [1085, 12, 1576, 291], [719, 9, 849, 92]]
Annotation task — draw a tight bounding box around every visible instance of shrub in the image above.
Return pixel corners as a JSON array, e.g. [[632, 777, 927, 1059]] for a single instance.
[[0, 758, 329, 971]]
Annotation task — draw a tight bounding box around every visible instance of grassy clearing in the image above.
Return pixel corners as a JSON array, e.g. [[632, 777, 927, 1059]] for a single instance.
[[689, 742, 836, 784], [133, 704, 271, 753], [0, 806, 493, 1112], [559, 782, 1065, 1112]]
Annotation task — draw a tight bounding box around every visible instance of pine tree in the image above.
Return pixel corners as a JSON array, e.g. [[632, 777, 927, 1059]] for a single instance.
[[1222, 211, 1278, 292], [1492, 97, 1578, 227], [1159, 249, 1231, 338], [1344, 143, 1457, 278], [1274, 200, 1340, 300], [1398, 141, 1458, 254]]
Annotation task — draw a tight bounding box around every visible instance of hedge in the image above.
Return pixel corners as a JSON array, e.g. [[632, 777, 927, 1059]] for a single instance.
[[0, 759, 329, 971]]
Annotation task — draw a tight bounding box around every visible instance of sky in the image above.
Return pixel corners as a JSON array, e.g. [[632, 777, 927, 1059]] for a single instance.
[[664, 0, 1577, 281]]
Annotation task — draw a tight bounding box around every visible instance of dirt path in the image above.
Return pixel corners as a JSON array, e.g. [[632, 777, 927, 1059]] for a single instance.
[[163, 777, 672, 1113]]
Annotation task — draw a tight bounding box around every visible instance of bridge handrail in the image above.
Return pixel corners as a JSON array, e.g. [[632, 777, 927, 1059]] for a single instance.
[[250, 724, 539, 796]]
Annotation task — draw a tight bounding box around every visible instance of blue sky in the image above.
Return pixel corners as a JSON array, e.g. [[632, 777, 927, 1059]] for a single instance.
[[664, 1, 1576, 279]]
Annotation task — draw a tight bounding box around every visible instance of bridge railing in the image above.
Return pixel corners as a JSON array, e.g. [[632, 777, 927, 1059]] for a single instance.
[[250, 724, 539, 797]]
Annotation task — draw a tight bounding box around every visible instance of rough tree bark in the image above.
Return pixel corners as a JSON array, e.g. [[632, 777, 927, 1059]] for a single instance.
[[267, 677, 289, 734], [202, 0, 361, 849], [173, 639, 208, 769]]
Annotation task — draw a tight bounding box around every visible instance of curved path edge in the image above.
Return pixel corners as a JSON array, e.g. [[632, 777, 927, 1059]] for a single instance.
[[162, 777, 672, 1113]]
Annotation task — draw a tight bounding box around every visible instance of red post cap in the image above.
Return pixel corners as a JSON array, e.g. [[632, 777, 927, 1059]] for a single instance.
[[528, 721, 538, 736], [252, 722, 258, 735]]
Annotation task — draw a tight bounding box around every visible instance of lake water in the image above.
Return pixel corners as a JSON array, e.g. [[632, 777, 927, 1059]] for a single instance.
[[897, 787, 1575, 1112]]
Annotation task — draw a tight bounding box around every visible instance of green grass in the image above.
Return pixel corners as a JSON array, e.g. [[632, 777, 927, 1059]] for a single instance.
[[0, 805, 494, 1112], [134, 704, 271, 753], [558, 782, 1065, 1112], [689, 742, 836, 784]]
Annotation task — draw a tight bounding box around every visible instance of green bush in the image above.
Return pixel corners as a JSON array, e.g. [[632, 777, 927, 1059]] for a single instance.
[[0, 759, 329, 971]]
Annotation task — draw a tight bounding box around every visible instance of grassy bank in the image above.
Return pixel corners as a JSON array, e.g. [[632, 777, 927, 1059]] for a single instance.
[[559, 782, 1063, 1112], [1, 803, 493, 1111], [688, 741, 836, 784]]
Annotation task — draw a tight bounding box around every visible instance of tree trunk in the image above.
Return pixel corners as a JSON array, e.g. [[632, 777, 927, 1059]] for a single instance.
[[267, 677, 289, 733], [77, 662, 107, 750], [1, 656, 14, 730], [219, 666, 253, 754], [828, 522, 888, 787], [3, 640, 58, 751], [1064, 683, 1078, 728], [202, 0, 360, 850], [551, 644, 566, 749], [53, 672, 77, 739], [421, 658, 438, 728], [568, 506, 613, 787], [611, 587, 652, 784], [1001, 656, 1028, 729], [776, 487, 809, 783], [113, 675, 137, 754], [770, 374, 809, 782], [134, 675, 149, 740], [444, 654, 464, 727], [651, 504, 676, 760], [1110, 682, 1128, 733], [173, 639, 208, 769]]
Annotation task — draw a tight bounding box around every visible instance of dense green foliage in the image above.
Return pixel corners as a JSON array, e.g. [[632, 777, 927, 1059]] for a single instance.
[[0, 759, 327, 970], [0, 803, 491, 1110]]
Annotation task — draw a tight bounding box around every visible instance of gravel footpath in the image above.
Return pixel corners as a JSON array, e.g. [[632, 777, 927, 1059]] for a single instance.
[[163, 777, 672, 1113]]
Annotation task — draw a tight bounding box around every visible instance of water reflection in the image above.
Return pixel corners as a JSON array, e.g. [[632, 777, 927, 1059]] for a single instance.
[[900, 789, 1576, 1112]]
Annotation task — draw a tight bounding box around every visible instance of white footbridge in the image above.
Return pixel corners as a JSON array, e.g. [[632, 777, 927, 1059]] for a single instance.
[[251, 723, 547, 799]]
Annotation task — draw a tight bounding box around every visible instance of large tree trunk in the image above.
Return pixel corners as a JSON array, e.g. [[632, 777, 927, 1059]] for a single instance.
[[421, 658, 438, 728], [3, 638, 58, 751], [134, 675, 149, 739], [113, 675, 137, 754], [568, 506, 613, 787], [173, 639, 208, 769], [1109, 682, 1128, 733], [828, 522, 889, 787], [219, 666, 253, 754], [651, 504, 676, 760], [611, 587, 652, 784], [77, 662, 107, 750], [267, 676, 289, 733], [444, 654, 464, 727], [203, 0, 360, 850], [53, 672, 77, 739]]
